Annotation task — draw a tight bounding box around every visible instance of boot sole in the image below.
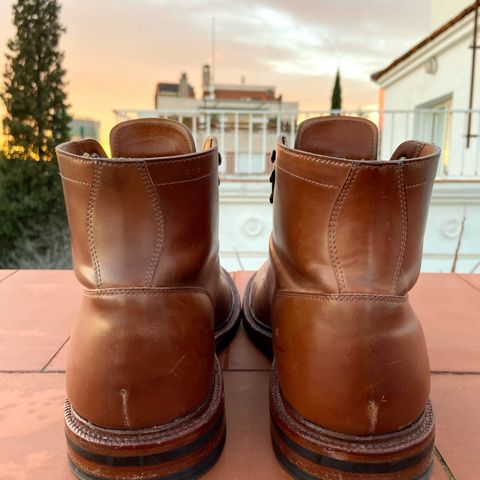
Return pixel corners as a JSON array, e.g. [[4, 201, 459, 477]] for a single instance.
[[270, 362, 435, 480], [241, 273, 273, 357], [65, 359, 225, 480], [215, 268, 242, 352]]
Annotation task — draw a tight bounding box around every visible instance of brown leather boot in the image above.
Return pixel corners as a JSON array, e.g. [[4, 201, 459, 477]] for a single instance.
[[56, 118, 241, 480], [243, 116, 440, 479]]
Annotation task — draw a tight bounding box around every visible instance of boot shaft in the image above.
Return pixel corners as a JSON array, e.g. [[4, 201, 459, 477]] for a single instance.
[[56, 118, 220, 291], [270, 116, 440, 296]]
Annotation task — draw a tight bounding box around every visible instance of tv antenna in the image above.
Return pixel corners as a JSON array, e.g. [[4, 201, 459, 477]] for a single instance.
[[211, 17, 216, 85]]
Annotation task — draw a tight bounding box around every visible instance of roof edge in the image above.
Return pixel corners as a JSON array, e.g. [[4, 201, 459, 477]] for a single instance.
[[371, 2, 478, 82]]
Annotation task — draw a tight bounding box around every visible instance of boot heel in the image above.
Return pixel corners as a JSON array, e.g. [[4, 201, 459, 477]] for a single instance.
[[270, 363, 435, 480], [66, 360, 225, 480]]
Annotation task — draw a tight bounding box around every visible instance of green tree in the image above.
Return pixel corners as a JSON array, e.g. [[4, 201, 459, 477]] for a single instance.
[[0, 156, 71, 268], [2, 0, 71, 160], [331, 68, 342, 112], [0, 0, 72, 268]]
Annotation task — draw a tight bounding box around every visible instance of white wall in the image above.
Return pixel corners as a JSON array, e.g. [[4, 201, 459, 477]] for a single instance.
[[430, 0, 472, 29], [154, 97, 200, 110], [369, 7, 480, 274], [422, 182, 480, 272], [219, 182, 272, 271], [381, 36, 470, 112], [379, 16, 479, 176]]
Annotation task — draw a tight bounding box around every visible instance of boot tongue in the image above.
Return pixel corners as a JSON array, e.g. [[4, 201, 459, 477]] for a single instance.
[[294, 116, 378, 160], [109, 118, 196, 158]]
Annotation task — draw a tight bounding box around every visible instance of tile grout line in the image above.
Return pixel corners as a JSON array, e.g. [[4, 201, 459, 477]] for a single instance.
[[0, 269, 19, 284], [0, 370, 65, 374], [40, 336, 70, 372], [434, 446, 456, 480], [454, 272, 480, 293], [221, 345, 231, 370], [223, 369, 480, 374], [431, 370, 480, 375], [0, 367, 269, 376]]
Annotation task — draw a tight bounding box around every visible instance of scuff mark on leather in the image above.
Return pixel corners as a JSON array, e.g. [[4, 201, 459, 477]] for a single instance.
[[167, 353, 187, 377], [120, 388, 130, 428], [368, 400, 379, 434]]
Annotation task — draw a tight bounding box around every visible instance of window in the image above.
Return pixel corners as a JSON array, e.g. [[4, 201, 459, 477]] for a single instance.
[[414, 95, 452, 174]]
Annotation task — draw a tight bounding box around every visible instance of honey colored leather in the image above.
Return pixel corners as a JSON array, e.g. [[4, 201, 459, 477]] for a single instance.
[[251, 116, 440, 435], [68, 289, 214, 429], [273, 294, 431, 435], [56, 118, 231, 429]]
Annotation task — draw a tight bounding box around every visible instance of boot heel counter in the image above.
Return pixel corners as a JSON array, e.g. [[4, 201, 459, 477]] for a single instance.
[[273, 292, 430, 435], [66, 288, 215, 429]]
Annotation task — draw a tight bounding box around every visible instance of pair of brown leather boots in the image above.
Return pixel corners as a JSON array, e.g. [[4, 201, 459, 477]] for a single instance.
[[57, 116, 439, 480]]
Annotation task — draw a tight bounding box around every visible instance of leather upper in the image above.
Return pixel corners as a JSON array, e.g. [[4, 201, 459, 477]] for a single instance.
[[251, 116, 440, 435], [57, 118, 230, 429]]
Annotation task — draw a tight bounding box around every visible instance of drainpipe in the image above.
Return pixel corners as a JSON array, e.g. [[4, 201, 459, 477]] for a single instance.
[[467, 1, 479, 148]]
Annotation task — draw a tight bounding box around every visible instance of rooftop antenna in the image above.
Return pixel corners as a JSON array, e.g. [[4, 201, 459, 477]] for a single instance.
[[211, 17, 216, 86]]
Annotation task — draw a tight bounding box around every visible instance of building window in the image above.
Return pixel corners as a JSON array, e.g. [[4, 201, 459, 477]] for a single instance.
[[414, 95, 452, 174]]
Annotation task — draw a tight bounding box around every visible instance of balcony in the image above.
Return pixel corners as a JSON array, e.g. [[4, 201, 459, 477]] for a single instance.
[[113, 108, 480, 273], [114, 108, 480, 178]]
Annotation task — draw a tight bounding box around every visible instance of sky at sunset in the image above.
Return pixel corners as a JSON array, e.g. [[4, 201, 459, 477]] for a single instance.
[[0, 0, 431, 147]]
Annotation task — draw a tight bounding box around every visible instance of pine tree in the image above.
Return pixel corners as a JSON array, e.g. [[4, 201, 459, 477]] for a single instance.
[[2, 0, 71, 160], [331, 69, 342, 112], [0, 0, 72, 268]]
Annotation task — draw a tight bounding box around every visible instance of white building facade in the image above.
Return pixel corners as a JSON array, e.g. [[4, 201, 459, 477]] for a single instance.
[[372, 1, 479, 177], [371, 0, 480, 273]]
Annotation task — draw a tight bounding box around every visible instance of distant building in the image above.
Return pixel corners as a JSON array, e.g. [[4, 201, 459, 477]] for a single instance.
[[200, 64, 292, 111], [371, 1, 478, 176], [152, 65, 299, 175], [155, 65, 298, 114], [69, 118, 100, 141]]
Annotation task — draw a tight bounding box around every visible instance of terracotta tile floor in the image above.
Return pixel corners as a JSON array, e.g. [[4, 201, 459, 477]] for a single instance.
[[0, 270, 479, 479]]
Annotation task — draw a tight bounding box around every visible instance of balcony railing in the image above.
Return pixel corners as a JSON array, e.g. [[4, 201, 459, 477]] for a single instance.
[[114, 108, 480, 180]]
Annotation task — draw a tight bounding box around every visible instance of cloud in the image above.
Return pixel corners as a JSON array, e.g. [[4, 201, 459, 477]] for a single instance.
[[155, 0, 430, 81]]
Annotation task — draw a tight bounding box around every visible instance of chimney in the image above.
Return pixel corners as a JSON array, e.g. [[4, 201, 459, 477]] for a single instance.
[[179, 72, 189, 98]]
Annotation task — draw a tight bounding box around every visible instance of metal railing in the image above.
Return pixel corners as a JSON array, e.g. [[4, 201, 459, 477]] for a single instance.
[[114, 108, 480, 179]]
